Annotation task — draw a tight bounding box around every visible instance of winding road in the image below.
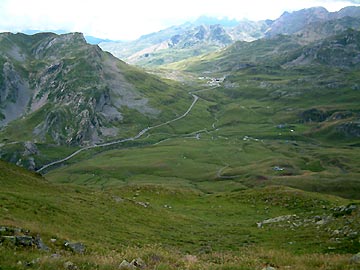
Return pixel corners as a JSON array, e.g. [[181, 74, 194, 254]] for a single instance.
[[36, 94, 199, 173]]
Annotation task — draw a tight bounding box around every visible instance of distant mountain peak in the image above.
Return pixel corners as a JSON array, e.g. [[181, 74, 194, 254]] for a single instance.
[[99, 5, 360, 67], [265, 5, 360, 38], [336, 5, 360, 18]]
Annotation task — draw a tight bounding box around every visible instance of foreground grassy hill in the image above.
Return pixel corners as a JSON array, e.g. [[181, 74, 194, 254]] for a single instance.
[[1, 160, 360, 269]]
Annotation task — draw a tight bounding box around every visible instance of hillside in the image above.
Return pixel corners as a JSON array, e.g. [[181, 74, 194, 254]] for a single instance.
[[1, 159, 359, 269], [0, 32, 190, 169]]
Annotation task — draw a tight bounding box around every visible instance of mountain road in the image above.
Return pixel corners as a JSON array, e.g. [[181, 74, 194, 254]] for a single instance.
[[36, 94, 199, 173]]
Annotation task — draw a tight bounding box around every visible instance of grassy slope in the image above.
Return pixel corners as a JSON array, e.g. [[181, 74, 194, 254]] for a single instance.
[[46, 65, 360, 199], [1, 160, 359, 269]]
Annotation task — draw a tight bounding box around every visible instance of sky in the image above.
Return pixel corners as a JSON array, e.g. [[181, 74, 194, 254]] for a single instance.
[[0, 0, 359, 40]]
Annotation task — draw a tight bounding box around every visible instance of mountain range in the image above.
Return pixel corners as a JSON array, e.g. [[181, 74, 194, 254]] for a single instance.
[[99, 6, 360, 66], [20, 29, 115, 45]]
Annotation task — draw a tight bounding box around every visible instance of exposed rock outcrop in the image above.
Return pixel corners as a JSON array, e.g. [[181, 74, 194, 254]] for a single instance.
[[0, 32, 162, 147]]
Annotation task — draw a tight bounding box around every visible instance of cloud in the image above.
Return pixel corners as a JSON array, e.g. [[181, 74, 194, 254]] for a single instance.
[[0, 0, 358, 40]]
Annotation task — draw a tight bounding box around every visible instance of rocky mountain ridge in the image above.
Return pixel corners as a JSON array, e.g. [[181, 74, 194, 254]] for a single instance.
[[99, 6, 360, 67], [266, 6, 360, 37], [0, 32, 156, 142]]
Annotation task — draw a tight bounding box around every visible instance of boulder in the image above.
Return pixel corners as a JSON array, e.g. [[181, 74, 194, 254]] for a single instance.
[[136, 201, 150, 208], [35, 235, 50, 251], [51, 253, 61, 259], [257, 215, 296, 228], [119, 258, 146, 269], [119, 260, 135, 269], [130, 258, 146, 269], [64, 261, 78, 270], [315, 216, 332, 225], [350, 252, 360, 264], [15, 235, 34, 247], [262, 266, 277, 270], [300, 108, 329, 123], [332, 204, 358, 217], [184, 254, 198, 264], [23, 141, 39, 156], [24, 258, 40, 267], [64, 241, 85, 254], [336, 121, 360, 138]]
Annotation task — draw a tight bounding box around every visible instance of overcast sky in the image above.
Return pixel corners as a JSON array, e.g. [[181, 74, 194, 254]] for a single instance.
[[0, 0, 359, 40]]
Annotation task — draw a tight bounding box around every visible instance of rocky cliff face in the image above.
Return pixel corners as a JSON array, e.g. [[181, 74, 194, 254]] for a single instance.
[[0, 61, 31, 124], [294, 16, 360, 44], [284, 29, 360, 68], [168, 24, 233, 48], [266, 6, 360, 38], [266, 7, 330, 37], [0, 32, 167, 147]]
